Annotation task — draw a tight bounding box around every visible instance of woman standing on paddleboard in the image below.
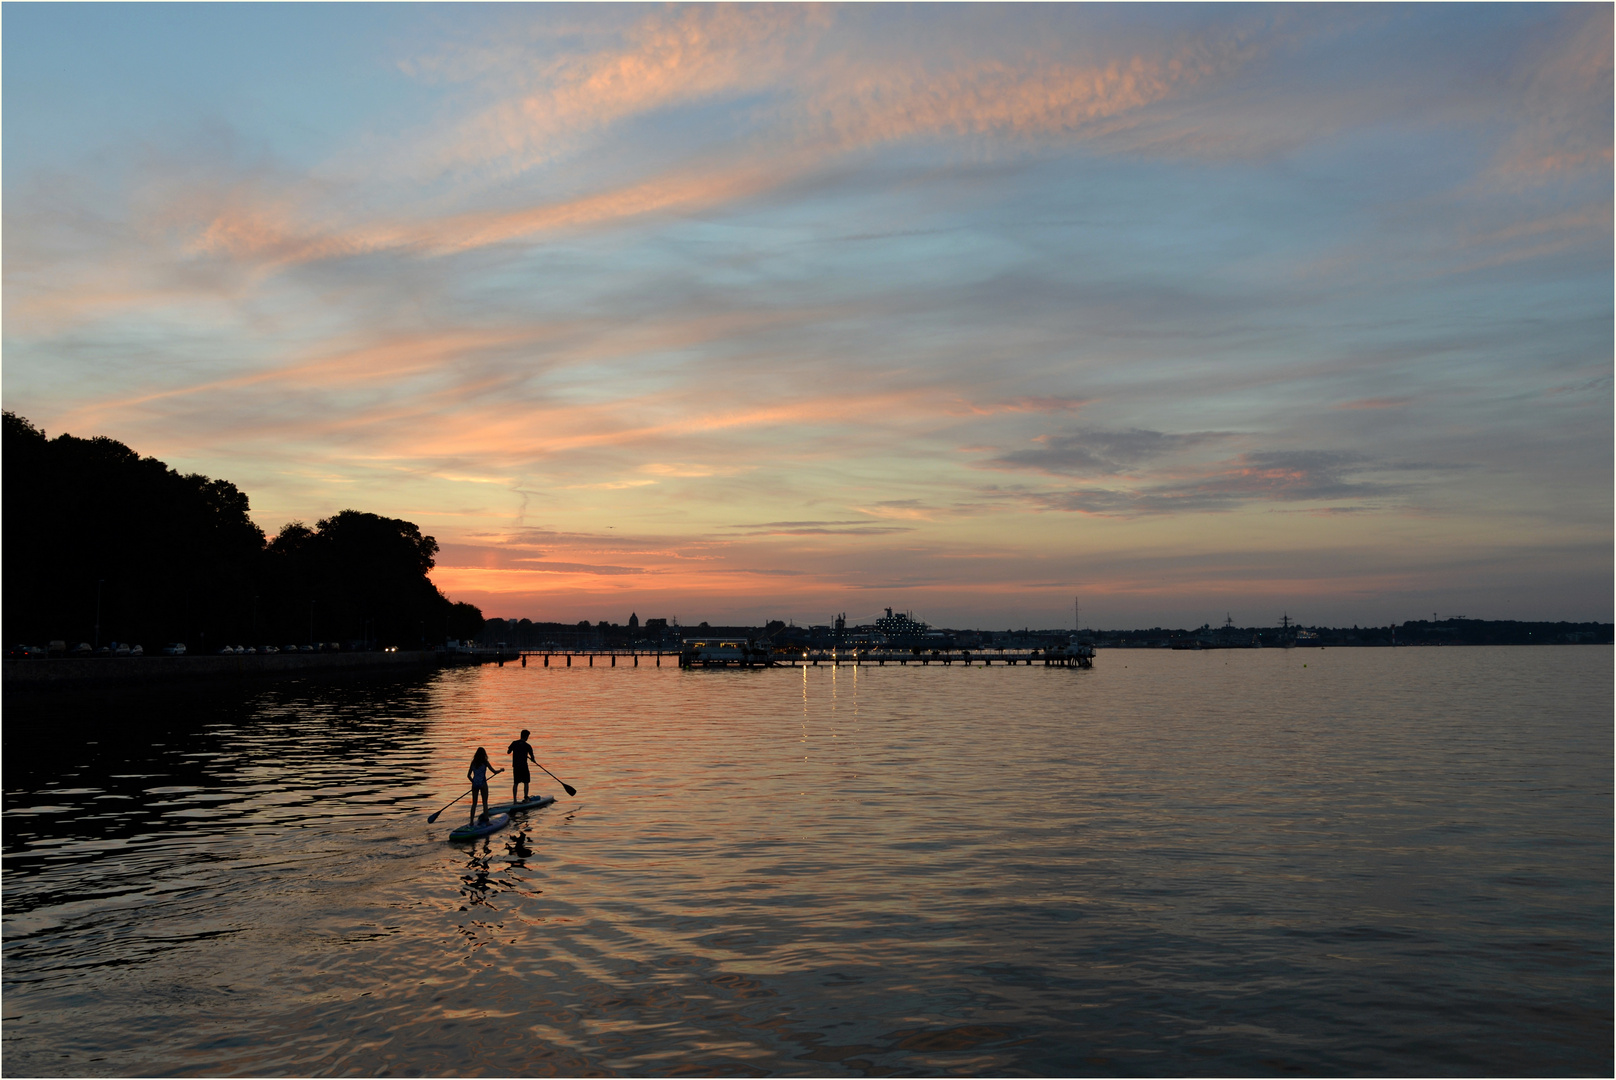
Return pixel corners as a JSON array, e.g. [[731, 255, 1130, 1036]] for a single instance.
[[466, 747, 500, 825]]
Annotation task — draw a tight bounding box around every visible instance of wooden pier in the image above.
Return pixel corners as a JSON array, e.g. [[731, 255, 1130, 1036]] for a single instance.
[[514, 650, 681, 668], [766, 647, 1093, 669], [669, 639, 1091, 669], [507, 644, 1095, 670]]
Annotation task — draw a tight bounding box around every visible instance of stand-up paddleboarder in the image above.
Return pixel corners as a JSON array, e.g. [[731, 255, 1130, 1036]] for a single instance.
[[466, 747, 501, 824], [507, 729, 537, 804]]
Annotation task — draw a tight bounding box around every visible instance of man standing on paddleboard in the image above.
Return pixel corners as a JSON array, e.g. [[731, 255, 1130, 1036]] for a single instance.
[[507, 729, 537, 805]]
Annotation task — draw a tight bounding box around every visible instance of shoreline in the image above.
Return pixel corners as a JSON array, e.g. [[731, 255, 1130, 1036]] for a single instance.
[[1, 649, 511, 692]]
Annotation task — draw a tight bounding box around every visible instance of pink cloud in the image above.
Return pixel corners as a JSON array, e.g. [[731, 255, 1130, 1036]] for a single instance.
[[806, 35, 1258, 153], [166, 13, 1262, 275], [1488, 5, 1614, 185], [403, 5, 834, 181]]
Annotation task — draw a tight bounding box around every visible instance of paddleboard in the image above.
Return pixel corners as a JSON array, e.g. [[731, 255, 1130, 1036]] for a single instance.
[[448, 812, 509, 841], [485, 794, 557, 817]]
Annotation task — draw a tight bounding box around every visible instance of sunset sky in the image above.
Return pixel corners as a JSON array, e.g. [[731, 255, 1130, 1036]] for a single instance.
[[5, 4, 1611, 629]]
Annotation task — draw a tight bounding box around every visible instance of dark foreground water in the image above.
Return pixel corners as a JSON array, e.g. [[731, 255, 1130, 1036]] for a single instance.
[[3, 647, 1610, 1076]]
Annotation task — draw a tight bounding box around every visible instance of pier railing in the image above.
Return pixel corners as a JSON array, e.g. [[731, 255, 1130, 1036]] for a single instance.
[[669, 645, 1095, 669], [505, 645, 1097, 670], [765, 647, 1093, 669], [7, 645, 1097, 688], [515, 650, 681, 668]]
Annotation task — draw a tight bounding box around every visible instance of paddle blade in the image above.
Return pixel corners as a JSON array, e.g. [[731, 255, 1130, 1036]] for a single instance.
[[426, 810, 443, 824], [563, 783, 577, 797]]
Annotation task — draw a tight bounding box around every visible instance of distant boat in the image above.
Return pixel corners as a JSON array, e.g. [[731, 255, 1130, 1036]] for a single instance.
[[680, 638, 773, 668]]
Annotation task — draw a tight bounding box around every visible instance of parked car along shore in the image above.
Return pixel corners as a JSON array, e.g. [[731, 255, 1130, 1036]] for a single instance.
[[9, 642, 148, 658], [5, 639, 384, 661]]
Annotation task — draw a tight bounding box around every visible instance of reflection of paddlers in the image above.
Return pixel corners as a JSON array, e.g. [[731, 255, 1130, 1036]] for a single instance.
[[507, 729, 537, 804]]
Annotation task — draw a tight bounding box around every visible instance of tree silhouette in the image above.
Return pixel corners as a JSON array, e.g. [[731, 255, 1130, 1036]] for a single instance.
[[260, 510, 463, 647], [3, 412, 481, 649]]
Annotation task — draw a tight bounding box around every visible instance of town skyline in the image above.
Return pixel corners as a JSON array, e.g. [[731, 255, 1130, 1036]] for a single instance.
[[5, 5, 1611, 629]]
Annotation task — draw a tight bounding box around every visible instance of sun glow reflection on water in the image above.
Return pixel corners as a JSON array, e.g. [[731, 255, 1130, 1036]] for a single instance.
[[3, 647, 1611, 1075]]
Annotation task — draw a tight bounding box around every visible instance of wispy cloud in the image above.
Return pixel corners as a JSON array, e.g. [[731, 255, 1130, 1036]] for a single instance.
[[1487, 4, 1613, 184], [1026, 451, 1394, 517], [401, 5, 835, 182], [802, 31, 1260, 153], [120, 8, 1274, 280], [5, 4, 1609, 626], [980, 428, 1231, 477], [954, 395, 1092, 416], [723, 521, 917, 537], [1335, 397, 1410, 411]]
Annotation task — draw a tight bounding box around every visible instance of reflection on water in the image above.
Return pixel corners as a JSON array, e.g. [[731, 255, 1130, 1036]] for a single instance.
[[4, 650, 1611, 1075]]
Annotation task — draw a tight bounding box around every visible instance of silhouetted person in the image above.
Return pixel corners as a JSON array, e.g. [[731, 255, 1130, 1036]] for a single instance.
[[507, 728, 537, 804], [467, 747, 500, 824]]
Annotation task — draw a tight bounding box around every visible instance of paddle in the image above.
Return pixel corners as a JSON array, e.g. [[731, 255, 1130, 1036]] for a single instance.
[[426, 767, 503, 824], [534, 760, 578, 797]]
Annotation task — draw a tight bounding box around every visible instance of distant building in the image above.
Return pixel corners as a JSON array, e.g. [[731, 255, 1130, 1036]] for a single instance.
[[875, 607, 928, 638]]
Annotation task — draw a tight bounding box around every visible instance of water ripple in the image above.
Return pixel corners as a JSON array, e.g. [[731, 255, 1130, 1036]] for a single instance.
[[3, 651, 1611, 1075]]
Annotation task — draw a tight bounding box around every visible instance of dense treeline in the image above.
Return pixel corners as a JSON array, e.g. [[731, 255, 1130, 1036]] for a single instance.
[[1084, 620, 1612, 647], [3, 412, 483, 650]]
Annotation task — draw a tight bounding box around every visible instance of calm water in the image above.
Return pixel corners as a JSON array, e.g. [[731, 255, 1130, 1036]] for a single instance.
[[3, 647, 1610, 1076]]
